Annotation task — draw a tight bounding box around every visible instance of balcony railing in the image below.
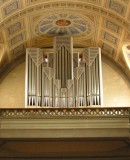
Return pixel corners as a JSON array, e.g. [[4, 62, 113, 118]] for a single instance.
[[0, 107, 130, 139], [0, 107, 130, 118]]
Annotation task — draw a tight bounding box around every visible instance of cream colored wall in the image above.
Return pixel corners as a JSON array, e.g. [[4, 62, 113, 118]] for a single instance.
[[0, 63, 25, 108], [102, 62, 130, 107], [0, 61, 130, 108]]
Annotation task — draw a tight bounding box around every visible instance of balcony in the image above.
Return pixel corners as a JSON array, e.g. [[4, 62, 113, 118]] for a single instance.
[[0, 107, 130, 139]]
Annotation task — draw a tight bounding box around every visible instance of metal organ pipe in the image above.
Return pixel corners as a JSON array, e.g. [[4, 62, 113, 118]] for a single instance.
[[25, 37, 103, 108]]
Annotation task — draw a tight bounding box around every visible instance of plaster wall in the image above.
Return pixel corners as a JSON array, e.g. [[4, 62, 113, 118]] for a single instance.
[[0, 62, 25, 108], [102, 62, 130, 107]]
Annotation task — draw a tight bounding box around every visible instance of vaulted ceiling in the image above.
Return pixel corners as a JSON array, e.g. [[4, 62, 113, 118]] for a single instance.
[[0, 0, 130, 81]]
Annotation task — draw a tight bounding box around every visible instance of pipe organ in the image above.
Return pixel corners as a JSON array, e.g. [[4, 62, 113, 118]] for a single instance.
[[25, 37, 103, 107]]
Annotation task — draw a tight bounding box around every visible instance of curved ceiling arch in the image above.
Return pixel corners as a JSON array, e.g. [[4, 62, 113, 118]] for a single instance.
[[0, 0, 130, 81], [0, 1, 130, 30]]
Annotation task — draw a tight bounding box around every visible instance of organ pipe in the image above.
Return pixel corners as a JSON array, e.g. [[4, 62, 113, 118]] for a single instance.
[[25, 37, 103, 107]]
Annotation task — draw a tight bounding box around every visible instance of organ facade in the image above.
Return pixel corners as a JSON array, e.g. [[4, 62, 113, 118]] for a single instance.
[[25, 37, 103, 107]]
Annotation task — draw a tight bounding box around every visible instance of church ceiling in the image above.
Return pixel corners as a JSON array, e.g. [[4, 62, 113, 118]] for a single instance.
[[0, 0, 130, 80]]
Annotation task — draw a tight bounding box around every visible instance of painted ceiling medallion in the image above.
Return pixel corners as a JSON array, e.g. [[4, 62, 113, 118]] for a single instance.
[[56, 19, 71, 26], [35, 13, 94, 37]]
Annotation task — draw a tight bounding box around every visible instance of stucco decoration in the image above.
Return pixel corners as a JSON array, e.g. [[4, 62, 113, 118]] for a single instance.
[[34, 13, 94, 37]]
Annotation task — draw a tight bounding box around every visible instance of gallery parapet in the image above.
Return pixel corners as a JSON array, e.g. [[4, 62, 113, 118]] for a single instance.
[[0, 107, 130, 119]]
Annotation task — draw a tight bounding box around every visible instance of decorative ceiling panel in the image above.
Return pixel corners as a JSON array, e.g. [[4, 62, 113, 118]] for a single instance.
[[0, 0, 9, 5], [11, 43, 26, 57], [101, 42, 116, 58], [0, 0, 130, 81], [108, 0, 126, 16], [5, 19, 25, 37], [8, 32, 25, 47], [103, 19, 122, 35], [34, 13, 94, 37], [1, 0, 21, 18], [102, 31, 118, 46]]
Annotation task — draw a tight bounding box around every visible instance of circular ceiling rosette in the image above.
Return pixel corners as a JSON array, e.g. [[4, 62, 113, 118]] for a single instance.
[[35, 13, 94, 37]]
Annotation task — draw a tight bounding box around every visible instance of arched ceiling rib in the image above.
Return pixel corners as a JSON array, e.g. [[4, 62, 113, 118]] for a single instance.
[[0, 0, 130, 81]]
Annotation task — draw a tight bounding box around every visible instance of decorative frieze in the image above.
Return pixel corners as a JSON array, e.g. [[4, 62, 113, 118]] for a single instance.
[[0, 107, 129, 118], [27, 0, 101, 5], [0, 1, 129, 32]]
